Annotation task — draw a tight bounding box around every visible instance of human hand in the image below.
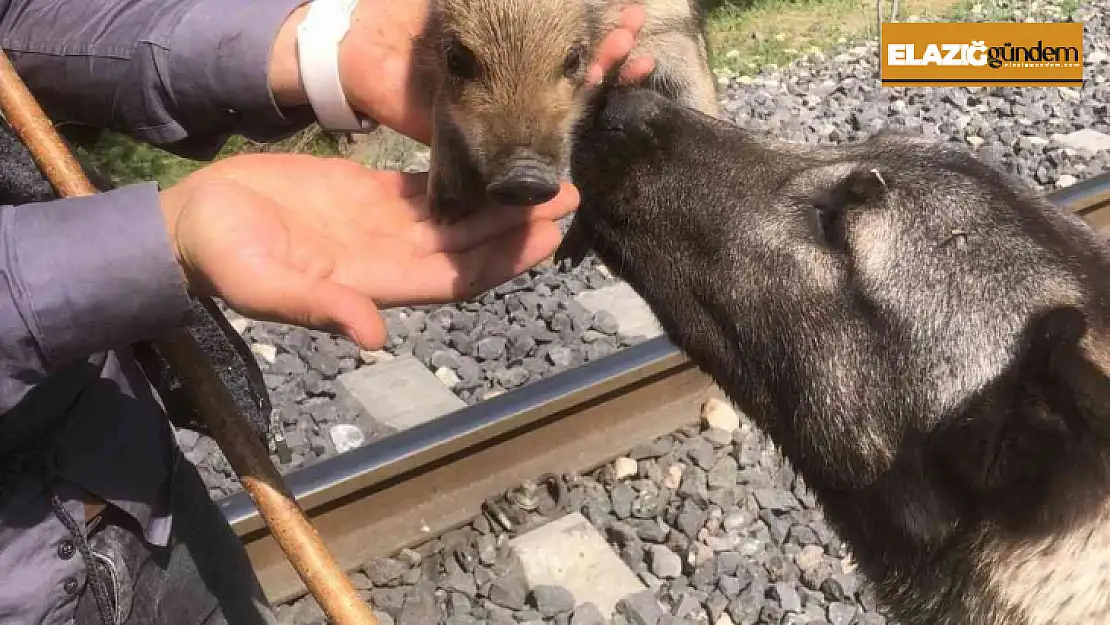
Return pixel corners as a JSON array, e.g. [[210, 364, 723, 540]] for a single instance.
[[159, 154, 578, 348], [270, 1, 656, 145]]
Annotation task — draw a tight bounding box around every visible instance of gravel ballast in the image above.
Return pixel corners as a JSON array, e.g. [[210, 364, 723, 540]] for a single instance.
[[274, 399, 881, 625], [717, 6, 1110, 196], [194, 252, 646, 498], [187, 0, 1106, 621]]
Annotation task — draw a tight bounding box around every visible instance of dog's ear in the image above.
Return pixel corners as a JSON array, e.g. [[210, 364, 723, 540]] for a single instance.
[[931, 306, 1108, 502], [1019, 305, 1087, 375], [997, 304, 1110, 450], [835, 167, 890, 205], [1009, 305, 1110, 432], [1025, 306, 1110, 439]]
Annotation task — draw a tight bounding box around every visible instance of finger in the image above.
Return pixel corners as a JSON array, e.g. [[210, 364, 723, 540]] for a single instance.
[[586, 28, 636, 85], [219, 256, 389, 349], [409, 182, 579, 255], [619, 55, 656, 84], [617, 2, 648, 34], [585, 3, 646, 85], [440, 220, 567, 300]]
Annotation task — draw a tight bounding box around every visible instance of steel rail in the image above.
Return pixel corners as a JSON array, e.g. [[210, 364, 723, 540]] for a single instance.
[[218, 170, 1110, 606], [1051, 170, 1110, 237]]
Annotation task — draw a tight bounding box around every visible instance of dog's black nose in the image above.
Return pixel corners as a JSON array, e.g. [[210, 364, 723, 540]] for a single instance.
[[487, 162, 561, 206], [597, 87, 662, 134]]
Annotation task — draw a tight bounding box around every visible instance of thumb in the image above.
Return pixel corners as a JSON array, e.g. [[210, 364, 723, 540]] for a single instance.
[[218, 256, 388, 350]]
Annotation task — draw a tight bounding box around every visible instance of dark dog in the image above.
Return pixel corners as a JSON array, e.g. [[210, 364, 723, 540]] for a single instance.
[[565, 85, 1110, 625]]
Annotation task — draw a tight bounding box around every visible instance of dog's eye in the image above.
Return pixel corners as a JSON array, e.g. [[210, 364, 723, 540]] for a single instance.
[[563, 45, 586, 78], [446, 39, 479, 80]]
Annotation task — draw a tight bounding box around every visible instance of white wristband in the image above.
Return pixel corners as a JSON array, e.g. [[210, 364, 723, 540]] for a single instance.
[[296, 0, 377, 133]]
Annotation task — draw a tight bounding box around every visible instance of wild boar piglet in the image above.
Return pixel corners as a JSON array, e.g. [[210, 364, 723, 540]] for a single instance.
[[417, 0, 719, 221]]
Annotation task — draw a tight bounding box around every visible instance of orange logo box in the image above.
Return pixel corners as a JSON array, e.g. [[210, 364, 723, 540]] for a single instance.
[[880, 22, 1084, 87]]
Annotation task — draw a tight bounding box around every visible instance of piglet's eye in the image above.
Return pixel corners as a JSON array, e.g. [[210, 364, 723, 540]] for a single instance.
[[563, 45, 586, 78], [446, 39, 479, 80]]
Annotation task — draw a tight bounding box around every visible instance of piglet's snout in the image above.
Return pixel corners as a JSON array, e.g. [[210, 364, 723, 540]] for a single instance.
[[486, 158, 561, 206]]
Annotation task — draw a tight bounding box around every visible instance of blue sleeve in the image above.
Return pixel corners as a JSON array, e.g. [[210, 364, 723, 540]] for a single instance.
[[0, 0, 314, 160], [0, 182, 193, 412]]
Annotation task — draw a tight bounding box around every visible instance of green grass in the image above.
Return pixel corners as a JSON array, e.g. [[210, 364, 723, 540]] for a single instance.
[[77, 124, 345, 189], [703, 0, 1079, 75], [945, 0, 1079, 21], [703, 0, 971, 74], [76, 133, 245, 190], [706, 0, 866, 72]]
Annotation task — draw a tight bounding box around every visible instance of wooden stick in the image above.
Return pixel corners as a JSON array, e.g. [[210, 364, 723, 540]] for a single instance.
[[0, 49, 379, 625]]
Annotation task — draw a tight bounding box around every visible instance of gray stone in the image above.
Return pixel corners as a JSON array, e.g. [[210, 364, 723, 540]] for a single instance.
[[510, 513, 645, 621], [671, 594, 702, 619], [616, 589, 665, 625], [570, 602, 607, 625], [1053, 129, 1110, 152], [827, 602, 859, 625], [363, 557, 409, 587], [530, 585, 576, 617], [770, 581, 803, 612], [368, 587, 409, 617], [575, 283, 662, 340], [753, 489, 798, 512], [475, 336, 508, 360], [647, 545, 683, 579], [337, 355, 465, 431], [443, 571, 478, 597], [707, 456, 739, 490], [397, 586, 439, 625], [487, 577, 528, 610]]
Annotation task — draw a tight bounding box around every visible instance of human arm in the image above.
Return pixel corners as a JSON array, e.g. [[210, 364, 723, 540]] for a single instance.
[[0, 183, 192, 412], [0, 0, 314, 160], [0, 149, 577, 406]]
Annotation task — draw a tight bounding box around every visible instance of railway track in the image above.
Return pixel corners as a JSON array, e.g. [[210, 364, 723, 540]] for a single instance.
[[215, 170, 1110, 610]]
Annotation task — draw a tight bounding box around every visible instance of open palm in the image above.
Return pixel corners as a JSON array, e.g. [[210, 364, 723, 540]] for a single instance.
[[162, 153, 579, 348]]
